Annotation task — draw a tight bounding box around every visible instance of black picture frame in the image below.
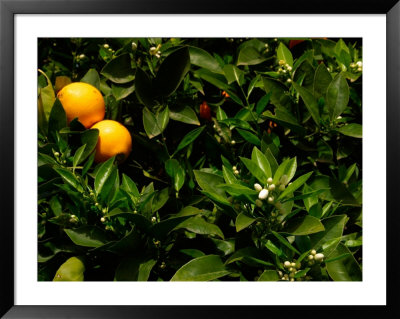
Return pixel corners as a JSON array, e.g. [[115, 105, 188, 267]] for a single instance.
[[1, 0, 399, 317]]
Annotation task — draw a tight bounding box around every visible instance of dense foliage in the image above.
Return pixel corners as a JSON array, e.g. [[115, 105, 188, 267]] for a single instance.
[[38, 38, 362, 281]]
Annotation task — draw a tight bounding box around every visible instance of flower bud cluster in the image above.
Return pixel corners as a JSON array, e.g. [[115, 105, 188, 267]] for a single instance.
[[277, 60, 293, 82], [149, 44, 162, 58], [350, 61, 362, 73], [307, 249, 325, 266], [281, 260, 303, 281]]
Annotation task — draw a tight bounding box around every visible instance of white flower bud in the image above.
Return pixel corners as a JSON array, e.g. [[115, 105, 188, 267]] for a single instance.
[[284, 261, 291, 268], [79, 54, 85, 59], [314, 253, 325, 262], [327, 67, 331, 72], [131, 42, 137, 50], [291, 262, 296, 268], [103, 44, 109, 49], [308, 254, 314, 260], [287, 66, 292, 71], [268, 184, 275, 191], [255, 199, 263, 208], [282, 69, 287, 74], [350, 62, 356, 68], [289, 267, 294, 272], [357, 67, 362, 72], [100, 217, 105, 223], [267, 196, 274, 203], [311, 249, 317, 255], [151, 216, 157, 223], [357, 61, 362, 67], [234, 170, 240, 175], [286, 78, 292, 83], [281, 277, 286, 281], [232, 166, 237, 171], [133, 210, 138, 214], [71, 215, 76, 218], [278, 271, 283, 277], [54, 152, 60, 157], [231, 140, 236, 145], [254, 183, 263, 192], [289, 272, 295, 278], [149, 47, 157, 54], [267, 177, 273, 184], [290, 278, 295, 282], [155, 54, 161, 59], [258, 189, 269, 200]]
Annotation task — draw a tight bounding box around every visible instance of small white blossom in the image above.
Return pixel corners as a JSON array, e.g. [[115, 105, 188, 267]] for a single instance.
[[267, 196, 274, 203], [268, 184, 276, 191], [267, 177, 273, 184], [314, 253, 325, 262], [258, 189, 269, 200], [254, 183, 263, 192], [100, 217, 106, 223], [103, 44, 109, 49], [284, 261, 291, 268]]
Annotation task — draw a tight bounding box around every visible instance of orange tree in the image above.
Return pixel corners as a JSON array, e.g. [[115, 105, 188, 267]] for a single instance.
[[38, 38, 362, 281]]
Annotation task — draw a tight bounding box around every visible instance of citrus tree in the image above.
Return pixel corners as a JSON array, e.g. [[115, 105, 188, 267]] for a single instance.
[[38, 38, 362, 281]]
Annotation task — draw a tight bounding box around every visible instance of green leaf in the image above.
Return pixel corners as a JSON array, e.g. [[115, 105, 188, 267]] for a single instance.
[[292, 82, 320, 126], [152, 187, 170, 213], [278, 172, 313, 200], [101, 54, 135, 84], [237, 46, 267, 66], [115, 257, 157, 281], [240, 157, 268, 185], [64, 226, 108, 248], [236, 129, 260, 147], [81, 68, 101, 90], [193, 170, 227, 199], [155, 47, 191, 97], [336, 124, 362, 138], [251, 147, 272, 180], [265, 148, 278, 175], [94, 156, 115, 196], [165, 159, 185, 191], [281, 215, 325, 236], [273, 158, 295, 185], [111, 82, 135, 101], [271, 231, 300, 255], [235, 213, 256, 232], [293, 60, 314, 90], [171, 255, 230, 281], [265, 240, 283, 257], [216, 107, 228, 121], [121, 173, 140, 198], [175, 206, 204, 217], [225, 247, 273, 267], [277, 42, 293, 67], [169, 105, 200, 126], [38, 70, 55, 123], [53, 167, 83, 192], [142, 107, 164, 139], [173, 216, 224, 239], [72, 144, 86, 171], [135, 68, 155, 108], [48, 99, 67, 139], [53, 257, 85, 281], [223, 64, 245, 85], [262, 109, 305, 134], [219, 184, 258, 197], [262, 78, 291, 108], [326, 72, 349, 120], [258, 270, 279, 281], [222, 165, 238, 184], [309, 215, 347, 254], [173, 126, 205, 155], [256, 93, 271, 115], [326, 243, 362, 281], [189, 46, 223, 74], [313, 63, 332, 99], [80, 129, 99, 163]]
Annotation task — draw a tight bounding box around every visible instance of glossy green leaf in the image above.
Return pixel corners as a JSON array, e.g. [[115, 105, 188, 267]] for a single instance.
[[173, 216, 224, 239], [326, 243, 362, 281], [101, 54, 135, 84], [236, 129, 260, 147], [263, 78, 291, 108], [313, 63, 332, 99], [121, 173, 140, 198], [173, 126, 205, 155], [251, 147, 272, 180], [171, 255, 230, 281], [72, 144, 86, 171], [64, 226, 108, 248], [53, 257, 85, 281], [265, 240, 283, 257], [240, 157, 268, 185], [189, 46, 223, 74], [278, 172, 313, 200], [292, 82, 320, 126], [135, 68, 155, 108], [48, 99, 67, 139], [281, 215, 325, 236], [155, 47, 191, 97], [143, 107, 163, 139], [115, 257, 157, 281], [94, 156, 115, 195], [258, 270, 279, 281], [271, 231, 300, 255], [165, 159, 185, 191], [193, 170, 227, 199], [309, 215, 347, 254], [219, 184, 258, 196], [152, 187, 170, 213], [111, 82, 135, 100], [81, 68, 101, 90], [169, 105, 200, 126], [80, 129, 99, 163], [223, 64, 245, 85], [235, 213, 256, 232], [53, 167, 83, 192], [222, 165, 238, 184], [336, 124, 362, 138], [277, 42, 293, 67], [326, 72, 349, 119], [237, 46, 268, 66]]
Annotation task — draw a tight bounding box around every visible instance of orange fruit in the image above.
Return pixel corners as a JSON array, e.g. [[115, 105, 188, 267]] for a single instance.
[[91, 120, 132, 163], [221, 91, 230, 98], [57, 82, 105, 128]]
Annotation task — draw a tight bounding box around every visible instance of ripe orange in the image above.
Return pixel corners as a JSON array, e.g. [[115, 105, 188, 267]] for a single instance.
[[57, 82, 105, 128], [91, 120, 132, 163]]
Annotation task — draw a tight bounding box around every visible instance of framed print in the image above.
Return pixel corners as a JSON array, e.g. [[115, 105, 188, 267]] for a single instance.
[[1, 0, 399, 317]]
